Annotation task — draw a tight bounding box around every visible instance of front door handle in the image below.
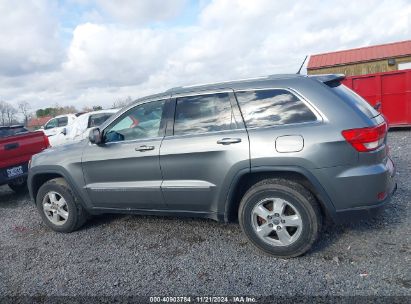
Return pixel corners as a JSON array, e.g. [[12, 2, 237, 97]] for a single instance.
[[217, 138, 242, 145], [135, 145, 155, 152]]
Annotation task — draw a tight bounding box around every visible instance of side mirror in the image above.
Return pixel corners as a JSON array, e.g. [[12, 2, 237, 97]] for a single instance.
[[40, 126, 44, 130], [61, 128, 67, 136], [89, 128, 103, 145]]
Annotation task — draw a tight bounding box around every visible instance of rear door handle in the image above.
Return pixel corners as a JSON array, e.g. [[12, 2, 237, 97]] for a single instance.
[[217, 138, 242, 145], [135, 145, 155, 152]]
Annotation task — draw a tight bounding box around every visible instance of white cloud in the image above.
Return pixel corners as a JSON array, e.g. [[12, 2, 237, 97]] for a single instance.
[[0, 0, 410, 114], [0, 0, 62, 76], [95, 0, 188, 24], [63, 23, 180, 87]]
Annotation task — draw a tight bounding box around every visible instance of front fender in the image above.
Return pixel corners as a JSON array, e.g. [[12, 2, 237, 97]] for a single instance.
[[28, 165, 92, 211]]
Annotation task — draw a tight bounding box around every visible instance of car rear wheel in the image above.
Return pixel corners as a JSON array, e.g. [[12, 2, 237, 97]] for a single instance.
[[8, 178, 28, 193], [36, 178, 88, 233], [238, 178, 322, 258]]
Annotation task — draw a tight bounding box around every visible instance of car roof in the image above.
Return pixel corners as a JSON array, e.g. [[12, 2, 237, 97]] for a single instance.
[[52, 114, 76, 119], [78, 109, 120, 118], [170, 74, 305, 93], [132, 74, 334, 105], [117, 73, 345, 117]]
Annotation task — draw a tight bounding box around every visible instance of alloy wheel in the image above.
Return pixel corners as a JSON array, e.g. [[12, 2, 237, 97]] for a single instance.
[[251, 197, 303, 246], [42, 191, 69, 226]]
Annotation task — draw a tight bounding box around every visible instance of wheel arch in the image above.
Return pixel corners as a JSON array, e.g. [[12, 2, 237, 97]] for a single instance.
[[28, 167, 89, 210], [223, 166, 337, 223]]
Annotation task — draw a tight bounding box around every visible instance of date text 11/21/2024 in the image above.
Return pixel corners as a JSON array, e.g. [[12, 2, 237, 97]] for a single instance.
[[149, 296, 257, 303]]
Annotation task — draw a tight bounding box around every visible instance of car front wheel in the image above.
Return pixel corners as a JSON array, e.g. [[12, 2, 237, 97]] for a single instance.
[[36, 178, 88, 233], [239, 178, 322, 258]]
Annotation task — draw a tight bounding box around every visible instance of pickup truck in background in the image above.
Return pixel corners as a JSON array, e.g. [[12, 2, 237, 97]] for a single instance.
[[50, 109, 119, 146], [42, 114, 78, 147], [0, 126, 49, 193]]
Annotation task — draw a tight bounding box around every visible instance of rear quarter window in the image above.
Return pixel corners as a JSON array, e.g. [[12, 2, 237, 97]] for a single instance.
[[331, 84, 379, 118], [235, 89, 317, 128]]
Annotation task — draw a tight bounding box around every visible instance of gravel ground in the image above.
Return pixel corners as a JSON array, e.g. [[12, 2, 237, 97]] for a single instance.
[[0, 130, 410, 299]]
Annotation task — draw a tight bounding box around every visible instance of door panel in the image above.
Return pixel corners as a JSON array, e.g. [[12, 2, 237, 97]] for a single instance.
[[381, 73, 407, 125], [159, 91, 249, 213], [82, 139, 164, 209], [352, 76, 379, 108], [160, 130, 249, 212], [82, 99, 167, 209]]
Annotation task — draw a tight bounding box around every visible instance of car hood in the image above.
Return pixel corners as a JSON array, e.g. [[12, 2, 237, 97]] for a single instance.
[[31, 140, 88, 168]]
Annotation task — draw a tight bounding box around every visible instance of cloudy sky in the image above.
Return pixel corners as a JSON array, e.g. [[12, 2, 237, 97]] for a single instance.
[[0, 0, 410, 113]]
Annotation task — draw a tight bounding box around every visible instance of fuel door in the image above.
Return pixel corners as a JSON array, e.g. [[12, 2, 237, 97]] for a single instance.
[[275, 135, 304, 153]]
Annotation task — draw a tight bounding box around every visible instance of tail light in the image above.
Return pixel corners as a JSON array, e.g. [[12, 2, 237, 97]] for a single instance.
[[342, 122, 387, 152], [377, 191, 387, 201], [44, 134, 50, 148]]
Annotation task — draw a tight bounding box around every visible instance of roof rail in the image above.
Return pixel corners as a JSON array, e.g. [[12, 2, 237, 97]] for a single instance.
[[167, 75, 271, 92], [165, 86, 182, 93]]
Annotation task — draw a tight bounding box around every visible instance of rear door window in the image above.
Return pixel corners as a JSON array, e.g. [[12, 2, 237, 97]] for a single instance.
[[235, 89, 317, 128], [173, 93, 237, 135], [331, 84, 379, 118]]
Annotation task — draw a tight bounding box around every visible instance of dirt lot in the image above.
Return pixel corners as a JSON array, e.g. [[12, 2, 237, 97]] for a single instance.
[[0, 130, 410, 299]]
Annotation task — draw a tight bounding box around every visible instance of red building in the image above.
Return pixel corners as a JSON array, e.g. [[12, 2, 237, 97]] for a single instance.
[[27, 116, 52, 130], [308, 40, 411, 127]]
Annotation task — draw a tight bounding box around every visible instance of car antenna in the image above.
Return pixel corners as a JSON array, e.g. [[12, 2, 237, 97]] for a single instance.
[[296, 55, 308, 74]]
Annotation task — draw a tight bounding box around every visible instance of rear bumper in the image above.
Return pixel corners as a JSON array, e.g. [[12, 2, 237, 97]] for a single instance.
[[312, 155, 397, 222], [333, 181, 397, 223]]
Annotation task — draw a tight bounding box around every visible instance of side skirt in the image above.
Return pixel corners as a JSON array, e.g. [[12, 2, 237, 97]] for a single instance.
[[88, 207, 223, 222]]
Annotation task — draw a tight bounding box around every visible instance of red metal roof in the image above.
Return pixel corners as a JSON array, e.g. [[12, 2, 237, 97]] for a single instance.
[[307, 40, 411, 70], [27, 116, 52, 128]]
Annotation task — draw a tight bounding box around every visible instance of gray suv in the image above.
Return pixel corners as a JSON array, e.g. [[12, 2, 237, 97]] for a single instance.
[[28, 74, 396, 257]]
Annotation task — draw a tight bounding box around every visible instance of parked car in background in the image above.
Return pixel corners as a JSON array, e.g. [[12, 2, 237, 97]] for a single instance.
[[42, 114, 77, 146], [50, 109, 119, 146], [28, 74, 396, 257], [0, 126, 49, 193]]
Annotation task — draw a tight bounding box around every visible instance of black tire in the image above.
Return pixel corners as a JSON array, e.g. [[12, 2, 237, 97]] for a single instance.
[[8, 178, 28, 193], [238, 178, 322, 258], [36, 178, 89, 233]]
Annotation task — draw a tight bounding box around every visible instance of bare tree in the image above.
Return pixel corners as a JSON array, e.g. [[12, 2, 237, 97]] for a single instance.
[[0, 101, 6, 125], [5, 103, 17, 125], [18, 101, 31, 126], [82, 106, 93, 113], [112, 96, 133, 109]]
